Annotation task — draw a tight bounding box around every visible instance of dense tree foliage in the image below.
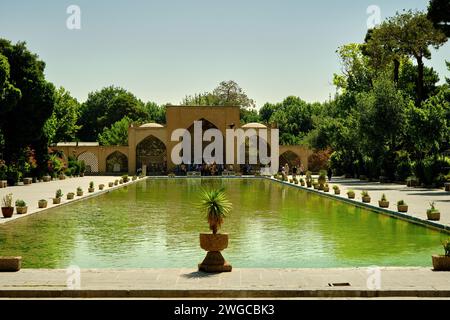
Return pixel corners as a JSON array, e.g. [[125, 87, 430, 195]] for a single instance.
[[44, 87, 81, 144], [0, 39, 55, 177]]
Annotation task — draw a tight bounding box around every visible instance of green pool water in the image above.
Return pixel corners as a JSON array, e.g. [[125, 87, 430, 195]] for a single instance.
[[0, 178, 446, 268]]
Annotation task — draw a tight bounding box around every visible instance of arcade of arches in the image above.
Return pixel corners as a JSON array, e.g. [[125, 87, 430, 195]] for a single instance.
[[53, 106, 313, 175]]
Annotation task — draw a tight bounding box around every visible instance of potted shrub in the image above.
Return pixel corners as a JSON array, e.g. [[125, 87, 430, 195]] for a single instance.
[[76, 187, 83, 197], [313, 180, 319, 190], [53, 189, 63, 204], [378, 194, 389, 208], [432, 239, 450, 271], [132, 176, 137, 181], [38, 199, 48, 209], [333, 185, 340, 195], [88, 181, 95, 193], [43, 175, 51, 182], [114, 179, 119, 186], [198, 188, 232, 273], [300, 178, 305, 187], [108, 182, 114, 188], [347, 190, 355, 199], [15, 199, 27, 214], [397, 200, 408, 213], [318, 170, 327, 189], [1, 193, 14, 218], [122, 175, 129, 183], [361, 191, 371, 203], [80, 161, 86, 177], [119, 179, 124, 184], [168, 173, 176, 178], [323, 183, 330, 192], [293, 177, 299, 185], [67, 192, 75, 200], [427, 202, 440, 221], [99, 184, 105, 191], [306, 171, 312, 188]]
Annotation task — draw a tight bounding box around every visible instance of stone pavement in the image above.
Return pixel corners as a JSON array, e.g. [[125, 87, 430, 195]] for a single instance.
[[0, 268, 449, 298], [0, 176, 142, 224], [282, 176, 450, 231]]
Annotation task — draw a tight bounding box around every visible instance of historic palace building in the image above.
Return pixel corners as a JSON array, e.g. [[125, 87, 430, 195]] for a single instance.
[[54, 106, 312, 175]]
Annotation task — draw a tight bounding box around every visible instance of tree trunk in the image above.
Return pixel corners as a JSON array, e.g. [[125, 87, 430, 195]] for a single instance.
[[416, 55, 424, 105], [393, 59, 400, 84]]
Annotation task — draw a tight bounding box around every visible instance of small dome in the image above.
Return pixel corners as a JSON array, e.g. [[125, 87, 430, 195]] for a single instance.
[[140, 123, 164, 128], [241, 123, 267, 129]]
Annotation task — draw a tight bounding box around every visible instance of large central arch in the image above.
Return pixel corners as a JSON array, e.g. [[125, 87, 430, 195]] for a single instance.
[[186, 118, 225, 165], [136, 136, 167, 175]]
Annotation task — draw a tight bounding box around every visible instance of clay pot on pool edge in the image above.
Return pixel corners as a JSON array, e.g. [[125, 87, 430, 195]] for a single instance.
[[432, 255, 450, 271], [378, 201, 389, 208], [1, 207, 14, 218], [199, 233, 232, 273], [427, 209, 440, 221]]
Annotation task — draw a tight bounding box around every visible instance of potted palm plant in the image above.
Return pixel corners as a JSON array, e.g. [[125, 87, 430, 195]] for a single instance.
[[333, 185, 340, 195], [198, 188, 232, 273], [122, 175, 129, 183], [427, 202, 440, 221], [1, 193, 14, 218], [38, 199, 48, 209], [108, 182, 114, 188], [114, 179, 119, 186], [432, 239, 450, 271], [76, 187, 83, 197], [293, 177, 299, 185], [347, 190, 355, 199], [99, 184, 105, 191], [88, 181, 95, 193], [53, 189, 63, 204], [323, 183, 330, 192], [300, 178, 305, 187], [15, 199, 27, 214], [67, 192, 75, 200], [361, 191, 371, 203], [397, 200, 408, 213], [378, 194, 389, 208]]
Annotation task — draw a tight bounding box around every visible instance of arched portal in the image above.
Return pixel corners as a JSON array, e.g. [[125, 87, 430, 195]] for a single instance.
[[106, 151, 128, 173], [136, 136, 167, 175], [186, 119, 224, 165], [279, 151, 302, 172], [77, 152, 99, 173]]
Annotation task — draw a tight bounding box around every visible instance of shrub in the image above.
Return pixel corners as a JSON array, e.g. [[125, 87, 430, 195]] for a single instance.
[[308, 149, 332, 172], [15, 199, 26, 207], [397, 200, 407, 206], [55, 189, 63, 198], [89, 181, 94, 188], [442, 239, 450, 257], [380, 194, 387, 201], [2, 193, 13, 207], [361, 190, 369, 197], [77, 187, 82, 192]]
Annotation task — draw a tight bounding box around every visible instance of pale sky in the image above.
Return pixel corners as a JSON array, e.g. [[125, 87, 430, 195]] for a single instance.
[[0, 0, 449, 107]]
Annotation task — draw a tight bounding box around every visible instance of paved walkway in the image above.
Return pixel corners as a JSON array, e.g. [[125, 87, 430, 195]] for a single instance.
[[282, 176, 450, 231], [0, 268, 449, 298], [0, 176, 142, 224]]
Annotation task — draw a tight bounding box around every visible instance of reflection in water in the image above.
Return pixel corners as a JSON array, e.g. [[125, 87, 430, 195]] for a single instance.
[[0, 179, 445, 268]]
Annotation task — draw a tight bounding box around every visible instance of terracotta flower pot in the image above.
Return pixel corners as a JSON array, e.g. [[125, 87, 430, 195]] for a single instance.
[[109, 182, 114, 187], [347, 193, 355, 199], [398, 205, 408, 213], [16, 207, 28, 215], [38, 200, 47, 208], [334, 190, 341, 195], [427, 210, 440, 221], [199, 233, 232, 273], [67, 194, 75, 200], [1, 207, 14, 218], [432, 255, 450, 271], [53, 198, 61, 205], [379, 201, 389, 208], [0, 257, 22, 272], [77, 191, 83, 197], [99, 185, 104, 190], [362, 196, 371, 203], [88, 188, 95, 193]]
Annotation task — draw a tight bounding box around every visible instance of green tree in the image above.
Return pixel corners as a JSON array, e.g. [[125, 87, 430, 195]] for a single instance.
[[77, 86, 147, 141], [391, 11, 447, 103], [0, 39, 55, 167], [98, 116, 135, 146], [44, 87, 81, 144], [144, 102, 166, 124], [427, 0, 450, 37]]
